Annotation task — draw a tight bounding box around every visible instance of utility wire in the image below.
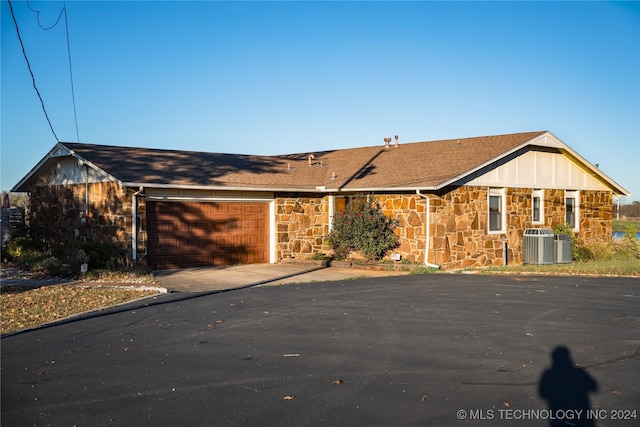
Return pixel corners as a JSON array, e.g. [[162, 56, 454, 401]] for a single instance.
[[27, 0, 65, 30], [8, 0, 60, 142], [26, 0, 80, 142], [63, 3, 80, 142]]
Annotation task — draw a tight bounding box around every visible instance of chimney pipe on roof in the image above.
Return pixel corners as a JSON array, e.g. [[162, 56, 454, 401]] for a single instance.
[[384, 137, 391, 148], [394, 135, 399, 147], [308, 154, 315, 166]]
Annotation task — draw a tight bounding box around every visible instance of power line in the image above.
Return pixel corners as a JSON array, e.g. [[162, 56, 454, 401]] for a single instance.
[[7, 0, 60, 142], [63, 4, 80, 142], [27, 0, 80, 142], [27, 0, 65, 30]]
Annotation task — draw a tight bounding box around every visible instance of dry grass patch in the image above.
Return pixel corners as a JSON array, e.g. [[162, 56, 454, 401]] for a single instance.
[[479, 259, 640, 277], [1, 285, 158, 335]]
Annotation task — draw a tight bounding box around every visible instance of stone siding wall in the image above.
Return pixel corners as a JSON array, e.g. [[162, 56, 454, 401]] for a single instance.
[[85, 182, 146, 265], [272, 188, 612, 267], [578, 191, 612, 242], [83, 182, 134, 253], [543, 189, 565, 227], [376, 194, 426, 263], [430, 186, 499, 268], [429, 186, 613, 269], [31, 183, 612, 269], [275, 195, 329, 260], [31, 182, 141, 263], [274, 194, 428, 263], [531, 189, 611, 243]]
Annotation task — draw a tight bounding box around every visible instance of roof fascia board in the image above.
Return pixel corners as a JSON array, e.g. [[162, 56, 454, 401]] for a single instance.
[[543, 133, 630, 196], [11, 142, 122, 192], [335, 186, 439, 193], [434, 131, 630, 195], [11, 143, 73, 192], [122, 182, 332, 193], [124, 182, 440, 194]]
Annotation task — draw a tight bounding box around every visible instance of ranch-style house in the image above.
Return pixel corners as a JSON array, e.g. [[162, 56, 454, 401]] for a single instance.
[[12, 131, 629, 270]]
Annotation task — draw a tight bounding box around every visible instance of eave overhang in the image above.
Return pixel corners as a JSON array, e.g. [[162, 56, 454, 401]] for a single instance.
[[434, 132, 630, 196], [11, 142, 123, 192]]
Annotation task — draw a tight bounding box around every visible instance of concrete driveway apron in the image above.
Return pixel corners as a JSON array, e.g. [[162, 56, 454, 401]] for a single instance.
[[152, 263, 409, 292]]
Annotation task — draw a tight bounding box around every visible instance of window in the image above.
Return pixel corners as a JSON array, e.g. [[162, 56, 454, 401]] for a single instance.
[[488, 188, 506, 233], [329, 196, 351, 231], [334, 196, 347, 214], [532, 189, 544, 224], [565, 190, 579, 231]]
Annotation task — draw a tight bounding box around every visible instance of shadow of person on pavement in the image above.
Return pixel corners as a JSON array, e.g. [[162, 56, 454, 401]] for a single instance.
[[539, 345, 599, 427]]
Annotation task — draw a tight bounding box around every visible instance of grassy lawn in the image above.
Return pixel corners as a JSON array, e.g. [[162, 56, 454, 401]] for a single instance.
[[479, 259, 640, 277], [613, 219, 640, 232], [1, 285, 159, 336]]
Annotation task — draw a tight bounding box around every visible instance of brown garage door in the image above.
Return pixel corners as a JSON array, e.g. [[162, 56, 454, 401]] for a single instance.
[[147, 201, 269, 269]]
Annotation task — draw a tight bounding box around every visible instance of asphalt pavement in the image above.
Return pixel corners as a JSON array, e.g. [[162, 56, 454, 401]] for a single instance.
[[1, 274, 639, 426]]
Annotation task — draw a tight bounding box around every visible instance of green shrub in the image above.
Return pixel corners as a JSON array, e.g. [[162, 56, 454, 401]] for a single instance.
[[573, 246, 591, 262], [78, 242, 124, 269], [611, 238, 640, 261], [327, 196, 399, 261], [106, 256, 126, 271], [38, 256, 69, 277], [624, 225, 638, 241], [574, 238, 640, 263], [576, 241, 612, 262], [4, 237, 130, 276], [72, 249, 90, 273], [5, 237, 43, 260]]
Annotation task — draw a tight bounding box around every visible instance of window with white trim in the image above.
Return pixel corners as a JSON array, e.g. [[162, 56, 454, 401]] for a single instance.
[[565, 190, 579, 231], [488, 188, 506, 233], [532, 189, 544, 224], [329, 195, 354, 231]]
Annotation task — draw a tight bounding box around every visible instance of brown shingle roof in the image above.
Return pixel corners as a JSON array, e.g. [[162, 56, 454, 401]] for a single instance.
[[60, 131, 547, 191]]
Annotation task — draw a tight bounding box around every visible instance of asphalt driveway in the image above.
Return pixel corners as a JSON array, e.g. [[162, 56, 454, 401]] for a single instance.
[[1, 274, 638, 426]]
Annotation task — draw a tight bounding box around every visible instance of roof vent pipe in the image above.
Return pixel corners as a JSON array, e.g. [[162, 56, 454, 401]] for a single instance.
[[308, 154, 315, 166], [394, 135, 399, 147], [384, 137, 391, 148]]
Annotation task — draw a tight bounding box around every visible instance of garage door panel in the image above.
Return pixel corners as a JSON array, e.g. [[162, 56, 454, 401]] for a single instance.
[[147, 201, 269, 269]]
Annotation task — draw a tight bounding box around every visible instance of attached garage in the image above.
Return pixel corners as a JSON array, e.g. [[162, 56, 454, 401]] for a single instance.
[[147, 201, 270, 269]]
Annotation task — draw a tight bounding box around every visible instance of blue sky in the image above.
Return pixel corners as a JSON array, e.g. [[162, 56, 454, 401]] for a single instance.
[[2, 1, 639, 201]]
